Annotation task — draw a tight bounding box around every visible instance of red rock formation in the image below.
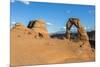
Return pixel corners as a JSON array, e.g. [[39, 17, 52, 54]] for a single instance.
[[27, 19, 49, 38], [65, 18, 93, 56]]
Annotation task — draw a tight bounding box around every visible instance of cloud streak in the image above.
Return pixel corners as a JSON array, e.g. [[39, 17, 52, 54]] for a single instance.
[[11, 0, 30, 5], [11, 0, 15, 3], [10, 21, 17, 28], [11, 21, 16, 24], [19, 0, 30, 5], [46, 22, 53, 26], [66, 10, 71, 14]]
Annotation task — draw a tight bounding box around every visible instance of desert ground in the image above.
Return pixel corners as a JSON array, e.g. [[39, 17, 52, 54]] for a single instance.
[[10, 19, 95, 66]]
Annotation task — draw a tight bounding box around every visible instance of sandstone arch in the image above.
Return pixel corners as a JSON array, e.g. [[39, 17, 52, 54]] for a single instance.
[[65, 18, 89, 41], [65, 18, 94, 55]]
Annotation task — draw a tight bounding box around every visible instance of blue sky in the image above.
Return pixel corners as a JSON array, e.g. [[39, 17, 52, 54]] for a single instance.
[[10, 0, 95, 33]]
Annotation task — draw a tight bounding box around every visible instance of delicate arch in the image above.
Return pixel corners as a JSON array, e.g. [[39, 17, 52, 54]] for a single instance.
[[65, 18, 89, 41]]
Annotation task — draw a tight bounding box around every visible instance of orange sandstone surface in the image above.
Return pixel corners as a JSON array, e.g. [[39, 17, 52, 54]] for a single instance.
[[10, 19, 95, 66]]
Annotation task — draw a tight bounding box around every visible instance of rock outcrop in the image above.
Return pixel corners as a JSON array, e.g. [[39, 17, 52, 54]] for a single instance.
[[11, 18, 95, 66], [65, 18, 95, 60], [27, 19, 49, 38], [11, 23, 38, 39], [65, 18, 89, 41], [65, 18, 93, 55]]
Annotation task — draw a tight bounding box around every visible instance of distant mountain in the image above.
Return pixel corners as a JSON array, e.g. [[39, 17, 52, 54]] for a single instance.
[[50, 30, 95, 48], [87, 30, 95, 41], [50, 30, 95, 40], [87, 30, 95, 48]]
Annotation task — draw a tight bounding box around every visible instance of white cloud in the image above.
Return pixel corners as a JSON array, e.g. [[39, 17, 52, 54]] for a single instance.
[[63, 27, 66, 29], [84, 26, 94, 31], [66, 10, 71, 14], [11, 21, 16, 25], [19, 0, 30, 5], [46, 22, 53, 26], [62, 26, 76, 30], [61, 26, 94, 33], [84, 26, 87, 30], [10, 21, 17, 28], [11, 0, 30, 5], [11, 0, 15, 3], [88, 10, 95, 14], [84, 26, 91, 30], [88, 10, 92, 13]]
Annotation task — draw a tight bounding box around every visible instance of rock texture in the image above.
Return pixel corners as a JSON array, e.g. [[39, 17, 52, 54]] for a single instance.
[[65, 18, 93, 56], [11, 23, 37, 39], [27, 19, 49, 38], [11, 18, 95, 66], [65, 18, 89, 41]]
